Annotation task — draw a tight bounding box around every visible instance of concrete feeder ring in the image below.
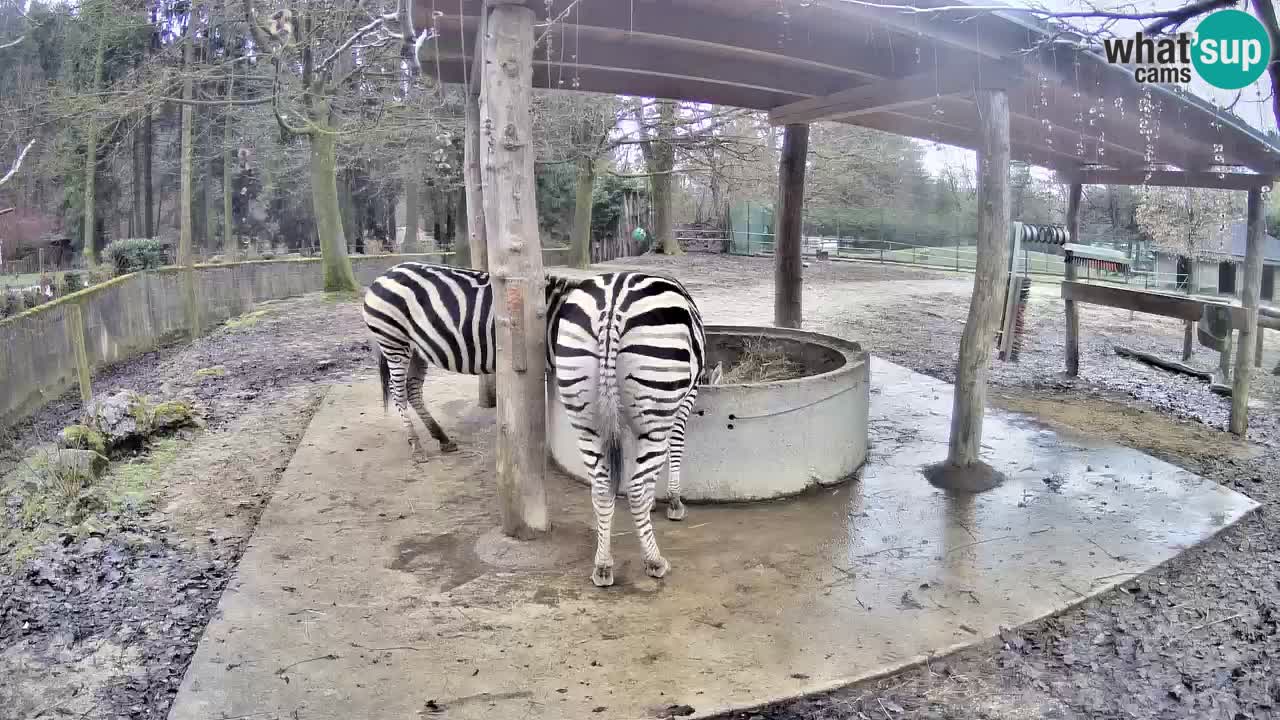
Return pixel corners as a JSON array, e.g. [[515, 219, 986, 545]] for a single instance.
[[547, 324, 871, 502]]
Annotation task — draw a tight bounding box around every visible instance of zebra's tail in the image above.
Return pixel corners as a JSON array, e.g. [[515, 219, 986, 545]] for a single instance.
[[375, 344, 391, 412], [597, 318, 625, 492]]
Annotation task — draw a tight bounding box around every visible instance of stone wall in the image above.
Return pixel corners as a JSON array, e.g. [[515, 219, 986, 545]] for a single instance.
[[0, 250, 570, 426]]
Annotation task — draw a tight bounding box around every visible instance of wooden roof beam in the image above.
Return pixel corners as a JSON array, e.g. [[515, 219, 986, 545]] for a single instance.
[[852, 109, 1087, 173], [768, 63, 1021, 126], [1056, 169, 1276, 191]]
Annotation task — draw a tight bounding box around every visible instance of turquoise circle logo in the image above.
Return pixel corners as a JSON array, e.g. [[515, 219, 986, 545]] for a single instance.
[[1192, 10, 1272, 90]]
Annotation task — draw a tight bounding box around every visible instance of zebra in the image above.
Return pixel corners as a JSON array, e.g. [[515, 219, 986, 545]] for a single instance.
[[549, 271, 711, 587], [362, 261, 574, 456]]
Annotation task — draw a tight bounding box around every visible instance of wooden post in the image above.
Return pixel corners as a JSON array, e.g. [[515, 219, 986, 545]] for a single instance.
[[774, 123, 809, 328], [480, 2, 550, 538], [1063, 183, 1082, 376], [464, 17, 496, 409], [1256, 328, 1265, 367], [67, 302, 92, 405], [947, 88, 1011, 467], [1230, 188, 1265, 436]]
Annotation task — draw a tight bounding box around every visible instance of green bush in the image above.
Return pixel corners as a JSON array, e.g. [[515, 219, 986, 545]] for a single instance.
[[21, 288, 43, 309], [106, 238, 167, 275], [1, 291, 21, 318], [62, 271, 85, 294]]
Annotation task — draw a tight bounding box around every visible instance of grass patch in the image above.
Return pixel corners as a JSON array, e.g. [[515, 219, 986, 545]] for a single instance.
[[225, 309, 271, 331], [107, 437, 181, 515], [195, 366, 228, 378], [0, 437, 185, 572]]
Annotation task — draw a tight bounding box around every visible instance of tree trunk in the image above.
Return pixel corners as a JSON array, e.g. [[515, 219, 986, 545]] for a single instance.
[[132, 123, 143, 238], [774, 123, 809, 329], [464, 83, 496, 407], [1231, 188, 1266, 435], [403, 162, 422, 253], [144, 109, 154, 237], [309, 127, 358, 292], [654, 100, 679, 254], [223, 76, 236, 258], [454, 188, 471, 268], [481, 2, 549, 538], [947, 88, 1011, 468], [1064, 183, 1082, 376], [82, 11, 108, 265], [571, 154, 594, 268], [179, 11, 199, 338], [1182, 264, 1196, 360]]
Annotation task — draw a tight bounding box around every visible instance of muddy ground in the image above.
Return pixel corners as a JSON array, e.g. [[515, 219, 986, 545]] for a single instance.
[[2, 254, 1279, 719]]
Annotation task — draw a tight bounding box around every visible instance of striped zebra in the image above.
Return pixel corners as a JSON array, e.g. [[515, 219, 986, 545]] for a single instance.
[[549, 272, 712, 587], [361, 261, 574, 456]]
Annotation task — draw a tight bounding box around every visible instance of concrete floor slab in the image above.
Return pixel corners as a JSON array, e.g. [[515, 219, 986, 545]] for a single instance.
[[168, 359, 1258, 720]]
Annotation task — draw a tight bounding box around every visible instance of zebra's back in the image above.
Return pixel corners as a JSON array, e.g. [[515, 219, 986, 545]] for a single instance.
[[363, 262, 496, 375], [552, 271, 706, 429]]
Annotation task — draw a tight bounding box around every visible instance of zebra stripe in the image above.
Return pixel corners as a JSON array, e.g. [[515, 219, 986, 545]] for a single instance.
[[549, 271, 707, 587], [362, 261, 572, 455]]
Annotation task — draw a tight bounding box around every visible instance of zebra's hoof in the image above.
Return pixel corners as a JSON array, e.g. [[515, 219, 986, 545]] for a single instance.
[[646, 556, 670, 579], [439, 441, 459, 454], [592, 565, 614, 587], [666, 500, 687, 522]]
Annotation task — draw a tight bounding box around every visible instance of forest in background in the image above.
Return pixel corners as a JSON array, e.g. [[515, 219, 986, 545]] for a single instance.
[[0, 0, 1271, 288]]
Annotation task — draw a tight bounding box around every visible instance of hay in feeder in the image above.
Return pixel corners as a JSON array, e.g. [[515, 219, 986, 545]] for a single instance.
[[714, 335, 805, 384]]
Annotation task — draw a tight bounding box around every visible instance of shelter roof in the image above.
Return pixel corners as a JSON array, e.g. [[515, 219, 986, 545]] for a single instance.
[[423, 0, 1280, 187]]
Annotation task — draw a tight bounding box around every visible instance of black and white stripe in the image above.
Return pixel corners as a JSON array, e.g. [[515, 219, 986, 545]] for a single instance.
[[362, 261, 571, 455], [549, 271, 708, 587]]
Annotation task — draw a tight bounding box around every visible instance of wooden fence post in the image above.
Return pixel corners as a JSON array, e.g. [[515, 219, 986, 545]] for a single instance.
[[774, 123, 809, 328], [66, 302, 92, 405], [481, 1, 550, 538], [1064, 182, 1082, 376], [946, 87, 1010, 472], [1230, 188, 1265, 435]]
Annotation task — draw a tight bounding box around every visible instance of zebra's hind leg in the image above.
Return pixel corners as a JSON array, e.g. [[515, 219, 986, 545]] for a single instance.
[[575, 430, 616, 587], [664, 389, 699, 521], [384, 350, 426, 458], [629, 434, 671, 579], [405, 353, 457, 453]]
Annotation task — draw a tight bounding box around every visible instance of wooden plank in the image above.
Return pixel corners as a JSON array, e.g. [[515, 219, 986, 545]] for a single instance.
[[480, 2, 549, 538], [774, 123, 808, 328], [1114, 345, 1212, 382], [768, 64, 1019, 126], [1064, 183, 1082, 377], [1060, 281, 1208, 322], [1231, 188, 1265, 436], [463, 24, 496, 408], [948, 88, 1010, 467], [1056, 169, 1275, 192]]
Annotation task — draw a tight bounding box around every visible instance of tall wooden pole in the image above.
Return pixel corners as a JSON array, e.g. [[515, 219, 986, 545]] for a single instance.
[[1230, 188, 1265, 436], [465, 13, 496, 409], [947, 89, 1010, 467], [480, 2, 550, 538], [1063, 182, 1082, 376], [774, 123, 809, 328]]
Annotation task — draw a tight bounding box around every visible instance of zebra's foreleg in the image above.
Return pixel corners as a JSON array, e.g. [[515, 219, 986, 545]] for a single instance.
[[664, 389, 699, 522], [405, 354, 457, 453], [629, 433, 670, 579], [384, 350, 426, 458]]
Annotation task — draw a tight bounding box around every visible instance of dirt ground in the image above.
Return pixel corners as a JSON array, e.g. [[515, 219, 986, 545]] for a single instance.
[[2, 254, 1279, 719]]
